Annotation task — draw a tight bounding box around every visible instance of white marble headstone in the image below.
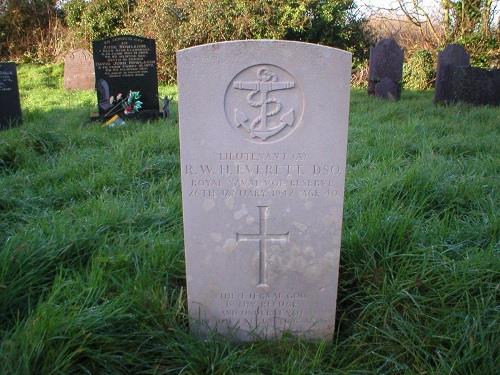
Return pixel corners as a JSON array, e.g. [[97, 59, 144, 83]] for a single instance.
[[177, 40, 351, 340]]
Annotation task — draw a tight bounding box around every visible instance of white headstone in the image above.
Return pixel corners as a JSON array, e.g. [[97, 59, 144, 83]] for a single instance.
[[177, 40, 351, 341]]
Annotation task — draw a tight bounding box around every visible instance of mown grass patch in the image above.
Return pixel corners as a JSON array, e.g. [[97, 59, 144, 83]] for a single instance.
[[0, 64, 498, 374]]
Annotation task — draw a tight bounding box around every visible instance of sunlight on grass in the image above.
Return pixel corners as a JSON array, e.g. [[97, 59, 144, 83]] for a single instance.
[[0, 65, 498, 374]]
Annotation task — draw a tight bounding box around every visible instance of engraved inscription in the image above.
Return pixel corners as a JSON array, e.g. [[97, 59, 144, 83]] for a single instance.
[[67, 49, 92, 62], [225, 65, 303, 143], [236, 206, 289, 288], [0, 70, 14, 92], [217, 291, 308, 332], [92, 36, 158, 116], [95, 39, 155, 79], [185, 151, 343, 201], [64, 49, 95, 90]]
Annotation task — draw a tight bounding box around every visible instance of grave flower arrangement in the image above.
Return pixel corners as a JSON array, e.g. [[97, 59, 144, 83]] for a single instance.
[[103, 90, 143, 119], [102, 90, 143, 128], [123, 91, 143, 114]]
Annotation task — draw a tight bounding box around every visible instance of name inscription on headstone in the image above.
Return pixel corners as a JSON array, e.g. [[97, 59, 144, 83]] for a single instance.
[[177, 41, 351, 340], [95, 41, 155, 78], [186, 152, 341, 199], [0, 71, 14, 92], [92, 35, 159, 116], [0, 62, 22, 130]]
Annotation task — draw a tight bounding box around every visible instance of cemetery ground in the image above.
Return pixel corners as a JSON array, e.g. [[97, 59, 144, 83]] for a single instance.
[[0, 64, 498, 374]]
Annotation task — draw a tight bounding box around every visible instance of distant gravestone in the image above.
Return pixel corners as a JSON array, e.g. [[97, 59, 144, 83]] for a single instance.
[[374, 77, 400, 100], [434, 44, 470, 104], [177, 40, 351, 341], [0, 62, 22, 130], [64, 49, 95, 90], [368, 38, 403, 100], [452, 67, 500, 106], [92, 35, 159, 119]]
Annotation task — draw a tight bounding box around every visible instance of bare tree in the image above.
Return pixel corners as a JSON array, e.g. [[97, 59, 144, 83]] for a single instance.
[[397, 0, 442, 43]]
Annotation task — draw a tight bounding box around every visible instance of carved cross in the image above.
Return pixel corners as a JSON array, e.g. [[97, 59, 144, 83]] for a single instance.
[[236, 206, 289, 288]]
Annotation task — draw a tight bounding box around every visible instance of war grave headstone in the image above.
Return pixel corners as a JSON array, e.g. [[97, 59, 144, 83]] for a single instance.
[[368, 38, 404, 100], [177, 40, 351, 341], [92, 35, 160, 121], [0, 62, 22, 130], [434, 44, 470, 104], [64, 49, 95, 90]]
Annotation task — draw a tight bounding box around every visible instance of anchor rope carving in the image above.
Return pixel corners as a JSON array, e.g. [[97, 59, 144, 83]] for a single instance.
[[232, 67, 296, 141], [246, 90, 281, 130]]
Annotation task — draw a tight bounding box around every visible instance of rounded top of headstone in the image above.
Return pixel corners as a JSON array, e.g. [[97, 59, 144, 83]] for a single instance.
[[371, 38, 403, 57], [375, 38, 402, 50], [438, 44, 469, 65], [368, 38, 404, 82], [92, 35, 155, 48], [64, 49, 92, 62], [177, 39, 352, 58]]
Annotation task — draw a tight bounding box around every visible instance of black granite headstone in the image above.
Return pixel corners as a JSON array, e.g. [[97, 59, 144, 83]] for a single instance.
[[92, 35, 159, 119], [0, 62, 22, 130], [368, 38, 404, 100], [434, 44, 470, 104], [452, 67, 500, 106]]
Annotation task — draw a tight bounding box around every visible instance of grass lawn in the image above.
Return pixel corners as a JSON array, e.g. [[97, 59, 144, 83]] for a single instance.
[[0, 64, 498, 374]]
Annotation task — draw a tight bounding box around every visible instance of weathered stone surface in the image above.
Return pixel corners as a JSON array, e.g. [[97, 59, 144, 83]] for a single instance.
[[92, 35, 159, 118], [435, 44, 470, 104], [0, 62, 22, 130], [374, 77, 400, 100], [368, 38, 404, 100], [452, 66, 500, 106], [63, 49, 95, 90], [177, 40, 351, 341]]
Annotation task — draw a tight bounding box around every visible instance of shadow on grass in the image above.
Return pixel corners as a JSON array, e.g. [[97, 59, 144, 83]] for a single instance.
[[0, 99, 181, 332], [0, 99, 179, 174]]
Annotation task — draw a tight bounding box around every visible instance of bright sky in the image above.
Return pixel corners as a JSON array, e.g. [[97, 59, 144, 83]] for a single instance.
[[356, 0, 499, 23], [355, 0, 442, 18]]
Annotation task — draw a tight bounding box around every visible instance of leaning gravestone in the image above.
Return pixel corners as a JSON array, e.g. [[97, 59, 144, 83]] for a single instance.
[[451, 66, 500, 106], [368, 38, 404, 100], [434, 44, 470, 104], [0, 62, 22, 130], [64, 49, 95, 90], [177, 40, 351, 340], [92, 35, 159, 119]]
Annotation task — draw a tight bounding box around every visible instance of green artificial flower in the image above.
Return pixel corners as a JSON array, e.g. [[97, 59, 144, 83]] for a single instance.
[[123, 91, 143, 114]]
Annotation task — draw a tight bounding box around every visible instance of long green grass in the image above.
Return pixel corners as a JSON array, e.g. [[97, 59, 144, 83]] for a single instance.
[[0, 64, 498, 374]]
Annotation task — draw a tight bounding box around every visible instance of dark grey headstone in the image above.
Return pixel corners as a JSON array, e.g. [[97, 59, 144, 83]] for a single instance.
[[92, 35, 159, 119], [368, 38, 404, 100], [0, 62, 22, 130], [434, 44, 470, 104], [64, 49, 95, 90], [452, 67, 500, 106], [374, 77, 400, 100]]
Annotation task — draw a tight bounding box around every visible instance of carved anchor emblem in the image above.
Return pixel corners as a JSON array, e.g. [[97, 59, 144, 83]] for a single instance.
[[233, 68, 295, 141]]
